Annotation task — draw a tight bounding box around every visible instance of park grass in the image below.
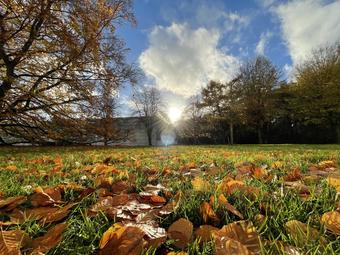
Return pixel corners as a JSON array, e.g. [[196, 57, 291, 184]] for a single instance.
[[0, 144, 339, 254]]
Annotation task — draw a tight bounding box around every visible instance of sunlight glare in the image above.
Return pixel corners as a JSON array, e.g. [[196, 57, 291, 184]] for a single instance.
[[168, 107, 182, 123]]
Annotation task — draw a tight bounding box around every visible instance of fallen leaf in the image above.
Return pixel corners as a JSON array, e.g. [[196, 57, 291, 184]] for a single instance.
[[194, 225, 218, 243], [30, 187, 62, 207], [218, 194, 244, 219], [99, 223, 145, 255], [283, 168, 302, 182], [213, 220, 261, 254], [168, 218, 193, 249], [215, 238, 253, 255], [200, 202, 219, 225], [284, 220, 326, 247], [29, 223, 67, 254], [4, 165, 17, 171], [0, 196, 27, 211], [321, 211, 340, 236], [327, 170, 340, 192], [191, 177, 210, 192], [0, 229, 30, 255]]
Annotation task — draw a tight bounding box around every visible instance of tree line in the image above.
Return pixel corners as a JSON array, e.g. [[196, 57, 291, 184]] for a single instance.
[[179, 44, 340, 144]]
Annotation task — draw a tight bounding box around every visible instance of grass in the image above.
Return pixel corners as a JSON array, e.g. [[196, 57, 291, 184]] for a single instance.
[[0, 144, 339, 254]]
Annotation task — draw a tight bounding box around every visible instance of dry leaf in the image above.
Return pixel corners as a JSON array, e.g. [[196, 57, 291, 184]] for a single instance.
[[194, 225, 218, 243], [215, 238, 254, 255], [29, 223, 67, 254], [0, 196, 27, 211], [191, 177, 210, 192], [283, 168, 302, 182], [0, 229, 30, 255], [284, 220, 326, 247], [218, 194, 244, 219], [200, 202, 219, 225], [213, 220, 261, 254], [30, 187, 62, 207], [4, 165, 17, 171], [327, 170, 340, 192], [321, 211, 340, 236], [168, 218, 193, 249], [99, 223, 145, 255]]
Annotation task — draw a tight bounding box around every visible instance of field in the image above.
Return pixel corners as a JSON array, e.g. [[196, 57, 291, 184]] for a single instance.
[[0, 145, 340, 255]]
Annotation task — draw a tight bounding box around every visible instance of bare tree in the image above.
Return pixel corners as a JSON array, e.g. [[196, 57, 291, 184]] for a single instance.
[[132, 86, 164, 146], [0, 0, 136, 144]]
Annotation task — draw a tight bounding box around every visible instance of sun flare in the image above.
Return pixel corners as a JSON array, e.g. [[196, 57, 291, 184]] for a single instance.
[[168, 107, 182, 123]]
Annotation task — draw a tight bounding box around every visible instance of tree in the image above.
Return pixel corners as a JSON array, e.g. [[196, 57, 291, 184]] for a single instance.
[[132, 86, 164, 146], [292, 43, 340, 143], [0, 0, 136, 144], [237, 56, 279, 143], [199, 79, 241, 144]]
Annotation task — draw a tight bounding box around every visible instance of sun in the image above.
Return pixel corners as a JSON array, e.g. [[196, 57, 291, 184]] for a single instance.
[[168, 107, 182, 123]]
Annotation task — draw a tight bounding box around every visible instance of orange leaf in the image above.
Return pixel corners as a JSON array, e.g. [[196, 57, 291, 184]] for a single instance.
[[218, 194, 244, 219], [0, 229, 31, 255], [283, 168, 302, 182], [200, 202, 219, 225], [99, 223, 145, 255]]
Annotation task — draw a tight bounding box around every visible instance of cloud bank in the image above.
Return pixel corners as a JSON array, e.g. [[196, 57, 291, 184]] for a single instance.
[[139, 23, 239, 98]]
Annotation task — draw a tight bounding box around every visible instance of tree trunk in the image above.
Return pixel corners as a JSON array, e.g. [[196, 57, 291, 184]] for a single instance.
[[147, 129, 152, 146], [257, 128, 263, 144], [229, 121, 234, 145], [336, 124, 340, 144]]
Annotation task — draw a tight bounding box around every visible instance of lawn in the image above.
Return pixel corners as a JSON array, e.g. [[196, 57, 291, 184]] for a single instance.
[[0, 145, 339, 254]]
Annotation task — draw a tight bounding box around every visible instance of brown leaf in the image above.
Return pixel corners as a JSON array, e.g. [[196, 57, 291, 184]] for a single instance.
[[99, 223, 145, 255], [284, 220, 326, 247], [0, 196, 27, 212], [283, 168, 302, 182], [200, 202, 219, 225], [321, 211, 340, 236], [29, 223, 67, 254], [194, 225, 218, 243], [168, 218, 193, 249], [0, 229, 30, 255], [327, 170, 340, 192], [213, 221, 261, 254], [218, 194, 244, 219], [215, 238, 254, 255], [10, 203, 75, 224], [30, 187, 62, 207], [217, 177, 245, 195]]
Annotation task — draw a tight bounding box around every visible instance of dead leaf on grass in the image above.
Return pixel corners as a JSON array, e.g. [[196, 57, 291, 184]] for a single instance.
[[200, 202, 219, 225], [284, 220, 326, 247], [218, 194, 244, 219], [321, 211, 340, 236], [30, 187, 62, 207], [194, 225, 218, 243], [99, 223, 145, 255], [28, 223, 67, 254], [213, 220, 261, 254], [168, 218, 193, 249], [0, 229, 31, 255], [192, 177, 210, 192], [0, 196, 27, 212]]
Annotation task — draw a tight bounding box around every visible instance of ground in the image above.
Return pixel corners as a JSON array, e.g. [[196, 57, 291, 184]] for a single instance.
[[0, 145, 339, 254]]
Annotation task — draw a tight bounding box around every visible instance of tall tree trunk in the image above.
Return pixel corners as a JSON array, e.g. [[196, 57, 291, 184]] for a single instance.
[[229, 121, 234, 145], [147, 129, 152, 146], [336, 124, 340, 144], [257, 128, 263, 144]]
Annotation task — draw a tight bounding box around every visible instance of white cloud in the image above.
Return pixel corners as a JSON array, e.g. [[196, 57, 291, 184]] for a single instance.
[[255, 31, 272, 55], [139, 23, 239, 98], [283, 64, 294, 82], [275, 0, 340, 65]]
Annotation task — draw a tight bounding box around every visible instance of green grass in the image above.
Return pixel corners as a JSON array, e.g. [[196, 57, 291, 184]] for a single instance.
[[0, 144, 339, 254]]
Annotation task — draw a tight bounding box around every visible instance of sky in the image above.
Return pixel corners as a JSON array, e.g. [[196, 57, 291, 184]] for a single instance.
[[116, 0, 340, 116]]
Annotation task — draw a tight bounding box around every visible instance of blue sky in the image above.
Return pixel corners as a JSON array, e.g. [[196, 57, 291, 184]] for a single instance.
[[116, 0, 340, 116]]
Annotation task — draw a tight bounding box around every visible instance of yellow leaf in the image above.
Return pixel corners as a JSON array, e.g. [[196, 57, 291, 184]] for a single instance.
[[191, 177, 210, 192], [321, 211, 340, 236], [327, 170, 340, 192]]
